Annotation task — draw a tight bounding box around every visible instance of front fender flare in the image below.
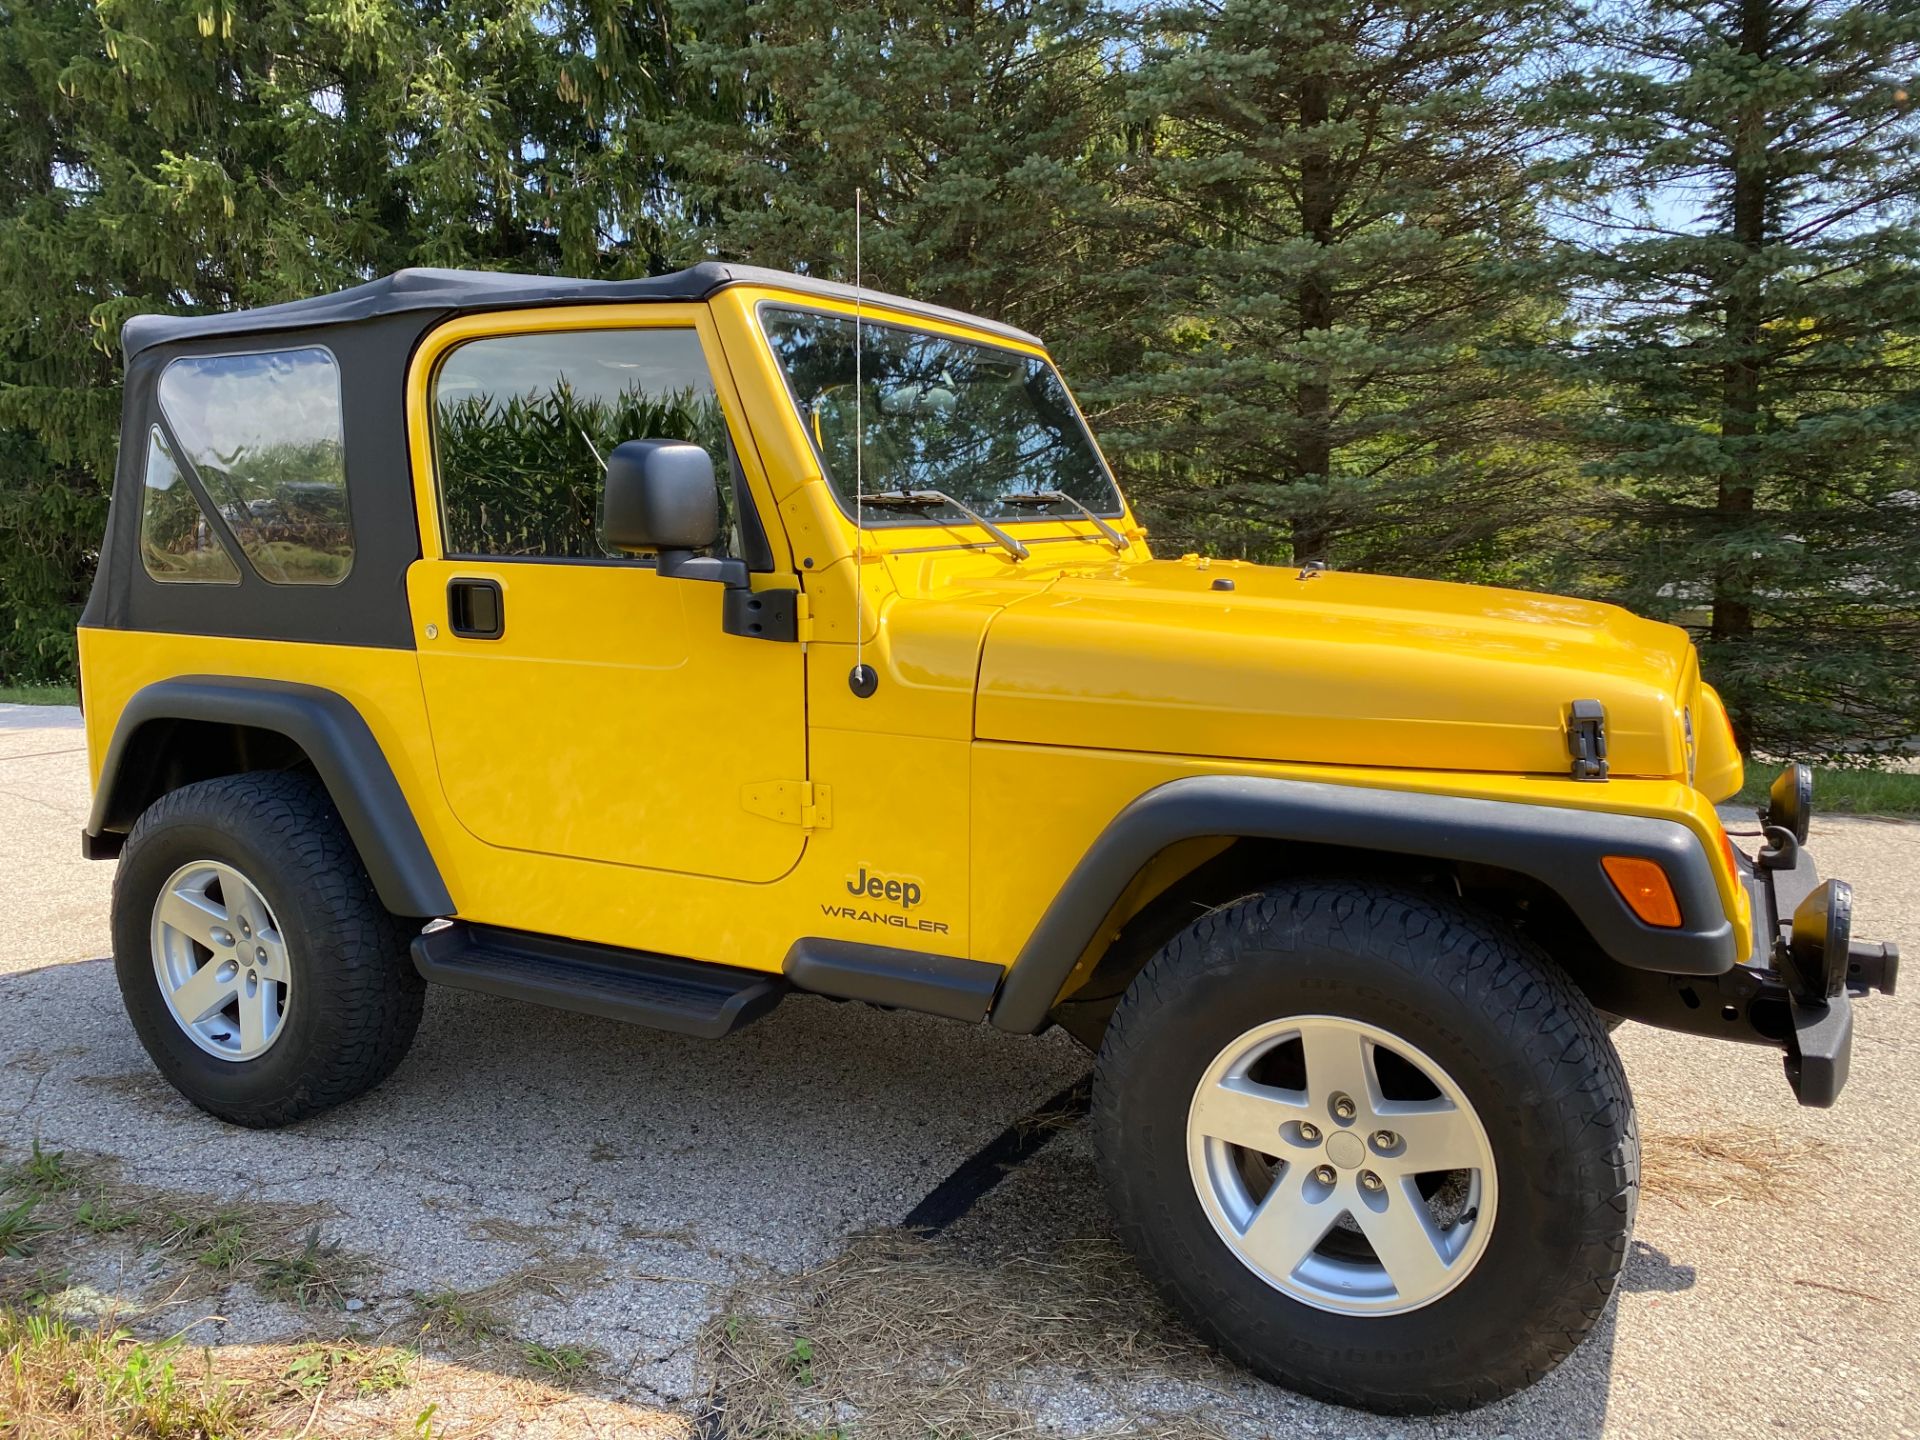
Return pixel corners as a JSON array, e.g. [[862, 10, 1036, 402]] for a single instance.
[[987, 774, 1734, 1034], [87, 676, 454, 919]]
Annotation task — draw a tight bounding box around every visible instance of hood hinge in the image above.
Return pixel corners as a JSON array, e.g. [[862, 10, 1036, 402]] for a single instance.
[[1567, 699, 1609, 781]]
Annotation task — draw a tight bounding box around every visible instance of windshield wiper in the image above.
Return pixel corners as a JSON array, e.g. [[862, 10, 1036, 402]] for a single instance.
[[860, 489, 1029, 561], [998, 490, 1129, 553]]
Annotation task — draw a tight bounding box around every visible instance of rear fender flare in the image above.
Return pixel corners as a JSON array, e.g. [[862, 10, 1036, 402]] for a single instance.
[[87, 676, 454, 919]]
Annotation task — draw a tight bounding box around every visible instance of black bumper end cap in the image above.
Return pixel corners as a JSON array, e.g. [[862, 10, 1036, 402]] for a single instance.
[[1784, 991, 1853, 1108]]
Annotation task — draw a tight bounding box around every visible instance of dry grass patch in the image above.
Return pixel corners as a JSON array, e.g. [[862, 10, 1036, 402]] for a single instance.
[[1641, 1123, 1836, 1208], [1, 1140, 369, 1326], [698, 1230, 1230, 1440], [0, 1306, 675, 1440]]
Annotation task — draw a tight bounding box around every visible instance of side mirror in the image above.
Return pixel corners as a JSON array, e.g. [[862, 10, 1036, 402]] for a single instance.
[[604, 440, 720, 559], [602, 440, 743, 585]]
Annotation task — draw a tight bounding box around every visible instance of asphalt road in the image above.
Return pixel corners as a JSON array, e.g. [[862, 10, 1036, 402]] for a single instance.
[[3, 702, 1917, 1437]]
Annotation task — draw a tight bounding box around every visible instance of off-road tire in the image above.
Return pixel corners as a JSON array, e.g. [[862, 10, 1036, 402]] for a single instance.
[[112, 772, 426, 1128], [1093, 880, 1637, 1413]]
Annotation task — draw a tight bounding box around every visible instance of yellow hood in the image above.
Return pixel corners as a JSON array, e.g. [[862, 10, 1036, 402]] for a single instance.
[[973, 557, 1699, 778]]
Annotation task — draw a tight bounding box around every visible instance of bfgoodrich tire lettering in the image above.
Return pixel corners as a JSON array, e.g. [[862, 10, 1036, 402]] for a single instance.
[[112, 772, 425, 1128], [1092, 880, 1637, 1413]]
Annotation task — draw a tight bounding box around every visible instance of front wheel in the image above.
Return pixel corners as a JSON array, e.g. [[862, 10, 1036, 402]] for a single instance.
[[1093, 881, 1636, 1413]]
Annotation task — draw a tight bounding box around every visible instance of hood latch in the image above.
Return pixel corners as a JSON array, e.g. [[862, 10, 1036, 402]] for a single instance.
[[1567, 699, 1609, 781]]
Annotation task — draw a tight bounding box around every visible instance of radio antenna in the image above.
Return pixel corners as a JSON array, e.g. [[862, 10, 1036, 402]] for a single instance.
[[849, 188, 877, 698]]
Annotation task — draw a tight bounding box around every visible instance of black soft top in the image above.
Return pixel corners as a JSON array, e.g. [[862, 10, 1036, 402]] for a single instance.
[[120, 261, 1044, 360]]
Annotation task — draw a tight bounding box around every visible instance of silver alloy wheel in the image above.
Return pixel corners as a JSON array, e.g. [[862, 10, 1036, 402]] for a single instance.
[[1186, 1014, 1497, 1315], [149, 860, 292, 1062]]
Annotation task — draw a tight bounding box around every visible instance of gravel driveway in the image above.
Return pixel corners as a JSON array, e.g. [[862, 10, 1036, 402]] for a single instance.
[[3, 701, 1915, 1438]]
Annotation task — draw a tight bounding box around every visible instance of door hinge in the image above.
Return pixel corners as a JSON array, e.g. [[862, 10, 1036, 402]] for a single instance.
[[741, 780, 833, 830], [1567, 699, 1609, 781], [794, 591, 815, 645]]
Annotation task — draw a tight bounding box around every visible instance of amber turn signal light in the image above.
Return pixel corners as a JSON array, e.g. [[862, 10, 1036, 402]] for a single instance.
[[1601, 856, 1683, 928]]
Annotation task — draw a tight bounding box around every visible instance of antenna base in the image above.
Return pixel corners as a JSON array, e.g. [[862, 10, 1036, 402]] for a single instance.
[[848, 664, 879, 699]]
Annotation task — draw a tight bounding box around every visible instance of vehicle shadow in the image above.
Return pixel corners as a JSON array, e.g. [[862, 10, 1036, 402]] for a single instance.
[[0, 956, 1624, 1436]]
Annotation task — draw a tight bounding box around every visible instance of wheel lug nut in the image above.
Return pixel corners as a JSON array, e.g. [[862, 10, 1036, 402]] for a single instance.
[[1299, 1123, 1320, 1143], [1372, 1130, 1396, 1150], [211, 928, 233, 948], [1313, 1165, 1337, 1185], [1332, 1096, 1356, 1122], [1360, 1170, 1384, 1192]]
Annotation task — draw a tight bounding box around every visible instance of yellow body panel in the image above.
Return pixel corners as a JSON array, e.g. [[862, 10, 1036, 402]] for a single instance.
[[80, 279, 1751, 998]]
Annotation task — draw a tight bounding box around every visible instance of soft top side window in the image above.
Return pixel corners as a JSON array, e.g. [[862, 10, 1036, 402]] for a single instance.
[[432, 327, 736, 561], [138, 425, 240, 584], [155, 347, 354, 585]]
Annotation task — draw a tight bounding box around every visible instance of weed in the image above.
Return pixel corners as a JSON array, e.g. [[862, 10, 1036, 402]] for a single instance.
[[412, 1287, 504, 1343], [0, 1197, 53, 1259], [258, 1225, 363, 1310], [414, 1400, 441, 1438], [72, 1194, 140, 1235], [520, 1339, 603, 1380], [162, 1207, 255, 1272], [7, 1140, 76, 1195], [284, 1341, 415, 1398], [786, 1335, 816, 1386]]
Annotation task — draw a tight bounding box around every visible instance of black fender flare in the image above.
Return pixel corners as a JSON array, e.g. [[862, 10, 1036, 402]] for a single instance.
[[987, 774, 1735, 1033], [86, 676, 455, 919]]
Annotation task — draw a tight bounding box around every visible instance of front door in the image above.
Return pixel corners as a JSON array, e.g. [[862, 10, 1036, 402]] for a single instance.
[[407, 307, 807, 883]]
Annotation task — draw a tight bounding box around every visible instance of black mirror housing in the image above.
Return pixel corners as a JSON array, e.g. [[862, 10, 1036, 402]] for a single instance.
[[603, 440, 720, 555]]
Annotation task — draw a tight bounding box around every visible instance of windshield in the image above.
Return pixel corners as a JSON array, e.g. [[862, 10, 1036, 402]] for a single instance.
[[760, 305, 1122, 525]]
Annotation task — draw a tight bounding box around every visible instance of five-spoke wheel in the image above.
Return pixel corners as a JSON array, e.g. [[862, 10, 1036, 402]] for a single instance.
[[1187, 1015, 1495, 1314], [151, 860, 292, 1061], [1095, 880, 1637, 1412]]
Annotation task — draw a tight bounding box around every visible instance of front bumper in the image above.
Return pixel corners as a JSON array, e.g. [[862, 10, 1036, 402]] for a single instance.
[[1747, 828, 1898, 1106], [1583, 766, 1897, 1107]]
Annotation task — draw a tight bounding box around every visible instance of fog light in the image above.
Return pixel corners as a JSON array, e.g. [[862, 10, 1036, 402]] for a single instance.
[[1787, 878, 1854, 1001], [1766, 763, 1813, 844], [1601, 856, 1684, 928]]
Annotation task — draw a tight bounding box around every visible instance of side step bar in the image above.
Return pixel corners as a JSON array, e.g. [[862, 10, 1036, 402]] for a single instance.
[[412, 923, 786, 1040]]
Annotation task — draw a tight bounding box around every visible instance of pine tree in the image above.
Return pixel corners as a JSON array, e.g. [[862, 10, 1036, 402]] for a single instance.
[[656, 0, 1140, 368], [1093, 0, 1580, 577], [0, 1, 696, 681], [1553, 0, 1920, 756]]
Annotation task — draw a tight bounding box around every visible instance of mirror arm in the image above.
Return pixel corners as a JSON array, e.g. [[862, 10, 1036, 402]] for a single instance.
[[657, 550, 750, 588]]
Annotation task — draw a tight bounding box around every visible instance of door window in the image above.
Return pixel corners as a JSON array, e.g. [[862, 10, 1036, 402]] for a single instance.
[[155, 347, 353, 584], [433, 328, 732, 560]]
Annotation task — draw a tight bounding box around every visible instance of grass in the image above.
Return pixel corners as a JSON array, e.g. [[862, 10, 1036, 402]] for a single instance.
[[518, 1338, 604, 1381], [0, 682, 78, 706], [0, 1310, 257, 1440], [699, 1230, 1227, 1440], [256, 1225, 369, 1311], [0, 1141, 660, 1436], [1733, 765, 1920, 819]]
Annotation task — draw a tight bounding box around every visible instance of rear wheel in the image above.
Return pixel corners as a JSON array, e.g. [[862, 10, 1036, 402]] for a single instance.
[[1093, 880, 1636, 1413], [112, 772, 425, 1128]]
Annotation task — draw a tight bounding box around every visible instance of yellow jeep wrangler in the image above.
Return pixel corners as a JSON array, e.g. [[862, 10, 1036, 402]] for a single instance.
[[78, 265, 1897, 1412]]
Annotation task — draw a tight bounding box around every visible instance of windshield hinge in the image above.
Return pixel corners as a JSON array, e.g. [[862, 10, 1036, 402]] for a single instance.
[[1567, 699, 1609, 781], [742, 780, 833, 830]]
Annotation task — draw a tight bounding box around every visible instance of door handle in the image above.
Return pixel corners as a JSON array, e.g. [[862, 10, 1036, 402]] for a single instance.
[[447, 577, 504, 639]]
